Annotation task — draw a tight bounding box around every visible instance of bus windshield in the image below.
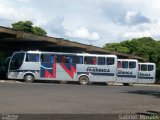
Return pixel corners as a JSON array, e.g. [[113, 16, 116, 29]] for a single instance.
[[9, 53, 25, 70]]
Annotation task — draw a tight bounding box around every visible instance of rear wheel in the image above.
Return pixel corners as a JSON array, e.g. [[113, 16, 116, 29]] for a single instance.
[[79, 76, 89, 85], [24, 74, 34, 83]]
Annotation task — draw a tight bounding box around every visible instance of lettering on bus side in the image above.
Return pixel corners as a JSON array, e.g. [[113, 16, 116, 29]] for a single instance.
[[86, 67, 110, 72], [117, 70, 132, 75], [138, 72, 151, 76]]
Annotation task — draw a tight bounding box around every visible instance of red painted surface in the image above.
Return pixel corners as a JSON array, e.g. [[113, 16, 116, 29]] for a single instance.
[[60, 64, 76, 79], [44, 56, 56, 78]]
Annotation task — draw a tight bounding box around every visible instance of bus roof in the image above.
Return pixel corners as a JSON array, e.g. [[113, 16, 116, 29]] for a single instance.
[[138, 63, 155, 65], [118, 59, 138, 62], [13, 50, 117, 57]]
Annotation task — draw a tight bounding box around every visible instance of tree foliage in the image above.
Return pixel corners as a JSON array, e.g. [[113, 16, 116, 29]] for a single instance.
[[32, 26, 47, 36], [103, 37, 160, 82], [12, 20, 47, 36]]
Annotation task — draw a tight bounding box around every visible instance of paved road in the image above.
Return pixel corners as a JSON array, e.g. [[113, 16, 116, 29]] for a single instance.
[[0, 82, 159, 114]]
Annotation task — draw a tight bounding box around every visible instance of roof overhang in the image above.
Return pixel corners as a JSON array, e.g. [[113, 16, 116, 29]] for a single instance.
[[0, 26, 146, 61]]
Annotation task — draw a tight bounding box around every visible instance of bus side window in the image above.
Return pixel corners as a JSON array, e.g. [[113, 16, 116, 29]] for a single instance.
[[106, 57, 115, 65], [26, 54, 39, 62], [122, 61, 128, 68], [79, 56, 83, 64], [72, 56, 83, 64], [56, 55, 61, 63], [129, 61, 136, 68], [92, 57, 97, 65], [98, 57, 105, 65], [117, 61, 121, 68], [41, 54, 54, 63], [68, 56, 73, 64], [84, 56, 96, 65], [141, 64, 147, 71], [50, 55, 54, 63], [58, 55, 69, 64], [61, 56, 66, 63], [65, 56, 70, 64], [148, 65, 154, 71]]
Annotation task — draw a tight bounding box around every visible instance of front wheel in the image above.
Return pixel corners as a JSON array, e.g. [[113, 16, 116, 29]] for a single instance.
[[79, 76, 89, 85], [24, 74, 34, 83]]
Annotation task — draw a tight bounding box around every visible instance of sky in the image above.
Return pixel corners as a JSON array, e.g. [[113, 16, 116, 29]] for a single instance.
[[0, 0, 160, 47]]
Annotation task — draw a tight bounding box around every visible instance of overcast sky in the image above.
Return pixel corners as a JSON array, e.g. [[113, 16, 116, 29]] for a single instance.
[[0, 0, 160, 47]]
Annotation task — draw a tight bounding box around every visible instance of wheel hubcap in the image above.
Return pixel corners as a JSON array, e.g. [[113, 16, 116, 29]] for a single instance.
[[82, 79, 86, 84], [27, 76, 32, 81]]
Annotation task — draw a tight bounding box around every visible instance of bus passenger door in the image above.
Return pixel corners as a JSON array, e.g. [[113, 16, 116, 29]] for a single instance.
[[40, 54, 56, 79], [116, 61, 123, 83], [56, 55, 77, 80]]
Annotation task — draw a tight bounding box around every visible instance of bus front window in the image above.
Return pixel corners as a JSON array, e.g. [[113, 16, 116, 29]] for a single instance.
[[9, 53, 25, 70]]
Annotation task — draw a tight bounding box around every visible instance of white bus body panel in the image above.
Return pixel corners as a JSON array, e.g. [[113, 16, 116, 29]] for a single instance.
[[116, 59, 138, 84], [8, 52, 40, 80], [8, 51, 117, 83], [138, 63, 156, 83], [76, 64, 117, 82]]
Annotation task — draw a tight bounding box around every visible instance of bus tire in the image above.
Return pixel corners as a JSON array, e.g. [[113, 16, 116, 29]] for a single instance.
[[123, 83, 130, 86], [129, 83, 134, 86], [79, 76, 89, 85], [24, 74, 34, 83]]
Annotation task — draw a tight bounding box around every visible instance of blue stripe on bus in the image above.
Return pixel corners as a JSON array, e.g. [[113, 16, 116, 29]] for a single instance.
[[77, 72, 89, 75], [10, 70, 39, 72], [117, 75, 137, 78], [77, 72, 114, 76], [138, 76, 154, 79], [91, 73, 114, 76]]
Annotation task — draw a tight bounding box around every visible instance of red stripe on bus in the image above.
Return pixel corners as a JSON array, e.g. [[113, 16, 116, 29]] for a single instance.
[[60, 64, 76, 79], [45, 55, 56, 78]]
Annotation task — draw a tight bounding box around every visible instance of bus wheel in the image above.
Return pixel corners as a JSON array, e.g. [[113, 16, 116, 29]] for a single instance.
[[24, 74, 34, 83], [79, 76, 89, 85], [129, 83, 134, 86], [123, 83, 129, 86]]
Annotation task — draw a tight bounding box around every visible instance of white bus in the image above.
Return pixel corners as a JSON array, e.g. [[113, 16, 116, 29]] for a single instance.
[[116, 59, 138, 85], [138, 63, 156, 83], [7, 51, 117, 85]]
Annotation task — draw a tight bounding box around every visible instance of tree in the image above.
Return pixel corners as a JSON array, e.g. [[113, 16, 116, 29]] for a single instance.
[[103, 37, 160, 82], [103, 43, 129, 53], [32, 26, 47, 36], [12, 20, 47, 36]]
